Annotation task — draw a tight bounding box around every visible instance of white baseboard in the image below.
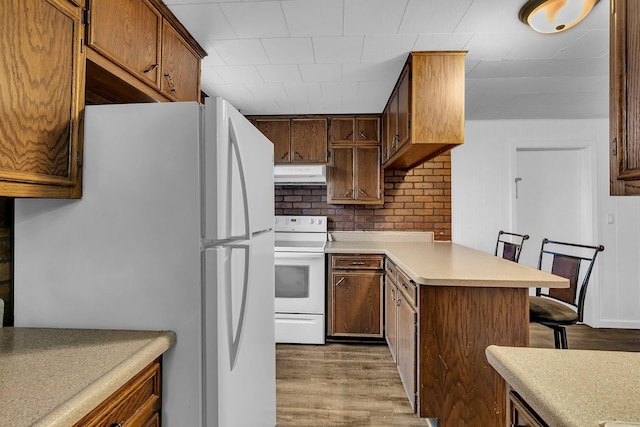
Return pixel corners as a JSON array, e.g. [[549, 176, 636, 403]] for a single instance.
[[587, 319, 640, 329]]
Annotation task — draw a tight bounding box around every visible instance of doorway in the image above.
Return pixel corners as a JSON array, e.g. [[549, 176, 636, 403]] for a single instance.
[[512, 146, 597, 304]]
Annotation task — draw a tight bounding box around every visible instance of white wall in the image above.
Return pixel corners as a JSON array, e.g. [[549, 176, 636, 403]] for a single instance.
[[452, 119, 640, 328]]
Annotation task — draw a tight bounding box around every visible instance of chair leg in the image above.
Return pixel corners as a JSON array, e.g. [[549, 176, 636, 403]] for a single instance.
[[553, 328, 562, 349], [559, 327, 568, 349], [551, 326, 569, 349]]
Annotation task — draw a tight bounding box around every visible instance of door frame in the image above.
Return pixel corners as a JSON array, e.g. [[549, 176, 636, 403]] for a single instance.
[[508, 140, 600, 325]]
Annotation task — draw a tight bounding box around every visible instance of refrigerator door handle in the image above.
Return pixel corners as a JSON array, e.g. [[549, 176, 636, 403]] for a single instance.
[[229, 118, 252, 241], [227, 243, 250, 371]]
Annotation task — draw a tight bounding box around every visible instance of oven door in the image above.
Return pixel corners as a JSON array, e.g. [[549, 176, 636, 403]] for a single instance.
[[274, 251, 325, 314]]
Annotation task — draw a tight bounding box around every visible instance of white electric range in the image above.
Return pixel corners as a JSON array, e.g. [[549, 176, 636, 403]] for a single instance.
[[274, 216, 327, 344]]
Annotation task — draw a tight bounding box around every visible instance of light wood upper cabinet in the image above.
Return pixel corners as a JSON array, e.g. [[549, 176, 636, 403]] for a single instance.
[[0, 0, 85, 198], [87, 0, 162, 89], [382, 52, 465, 170], [160, 20, 201, 102], [610, 0, 640, 195], [86, 0, 206, 104]]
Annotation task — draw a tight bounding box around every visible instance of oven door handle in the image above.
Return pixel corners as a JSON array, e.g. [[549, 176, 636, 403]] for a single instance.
[[274, 252, 325, 259]]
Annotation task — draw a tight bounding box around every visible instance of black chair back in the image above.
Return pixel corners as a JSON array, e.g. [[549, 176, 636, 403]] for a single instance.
[[494, 230, 529, 263], [535, 238, 605, 322]]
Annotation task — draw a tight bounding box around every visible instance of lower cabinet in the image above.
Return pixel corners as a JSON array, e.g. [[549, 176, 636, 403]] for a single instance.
[[73, 359, 162, 427], [384, 260, 398, 361], [327, 254, 384, 338], [385, 258, 418, 412], [507, 387, 548, 427]]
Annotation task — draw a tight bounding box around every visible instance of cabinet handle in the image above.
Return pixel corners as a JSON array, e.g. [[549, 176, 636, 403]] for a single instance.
[[280, 151, 289, 160], [110, 423, 124, 427], [143, 63, 158, 73], [343, 131, 353, 140], [358, 131, 367, 139], [401, 282, 408, 290], [164, 73, 177, 92], [294, 151, 303, 159], [358, 188, 369, 197], [342, 189, 353, 198], [396, 296, 402, 306], [335, 277, 346, 287]]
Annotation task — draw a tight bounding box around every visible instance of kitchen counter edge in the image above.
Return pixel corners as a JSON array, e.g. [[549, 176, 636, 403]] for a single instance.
[[325, 240, 568, 289], [0, 327, 176, 427], [486, 345, 640, 427]]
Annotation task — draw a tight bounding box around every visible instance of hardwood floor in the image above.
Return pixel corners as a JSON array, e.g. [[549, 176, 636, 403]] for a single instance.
[[276, 324, 640, 426]]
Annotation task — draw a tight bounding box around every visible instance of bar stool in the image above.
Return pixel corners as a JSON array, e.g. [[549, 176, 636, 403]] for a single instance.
[[529, 238, 604, 349]]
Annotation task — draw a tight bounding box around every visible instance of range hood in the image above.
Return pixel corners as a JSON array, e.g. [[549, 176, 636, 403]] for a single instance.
[[274, 164, 326, 186]]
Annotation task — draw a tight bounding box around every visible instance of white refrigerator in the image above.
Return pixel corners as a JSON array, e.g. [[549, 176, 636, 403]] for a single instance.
[[13, 98, 276, 427]]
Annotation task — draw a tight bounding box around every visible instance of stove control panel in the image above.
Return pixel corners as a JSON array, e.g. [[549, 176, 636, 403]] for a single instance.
[[275, 216, 327, 232]]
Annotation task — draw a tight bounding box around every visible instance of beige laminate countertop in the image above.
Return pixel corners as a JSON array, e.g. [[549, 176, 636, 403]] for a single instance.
[[325, 232, 567, 289], [486, 345, 640, 427], [0, 327, 176, 427]]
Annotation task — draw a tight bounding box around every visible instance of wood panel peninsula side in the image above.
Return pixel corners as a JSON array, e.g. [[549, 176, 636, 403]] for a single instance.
[[325, 232, 568, 427]]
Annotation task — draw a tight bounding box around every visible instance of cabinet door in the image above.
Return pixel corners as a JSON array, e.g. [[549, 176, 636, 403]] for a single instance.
[[385, 281, 398, 362], [329, 118, 355, 143], [396, 292, 417, 412], [161, 21, 200, 101], [328, 146, 354, 202], [611, 0, 640, 194], [73, 360, 161, 427], [356, 118, 380, 143], [397, 63, 412, 149], [0, 0, 84, 197], [291, 119, 328, 163], [355, 146, 382, 202], [88, 0, 162, 88], [387, 90, 399, 156], [255, 119, 291, 163], [330, 271, 383, 337], [508, 390, 547, 427]]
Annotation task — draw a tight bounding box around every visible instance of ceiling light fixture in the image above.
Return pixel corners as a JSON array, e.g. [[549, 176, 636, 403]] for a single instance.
[[519, 0, 600, 33]]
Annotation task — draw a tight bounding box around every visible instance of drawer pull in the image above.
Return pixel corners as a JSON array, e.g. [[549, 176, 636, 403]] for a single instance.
[[351, 261, 366, 265], [402, 282, 408, 289], [164, 73, 177, 92], [143, 63, 158, 73], [335, 277, 346, 287], [110, 423, 124, 427]]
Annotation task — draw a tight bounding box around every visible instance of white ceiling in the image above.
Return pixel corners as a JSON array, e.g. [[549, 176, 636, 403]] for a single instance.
[[165, 0, 609, 120]]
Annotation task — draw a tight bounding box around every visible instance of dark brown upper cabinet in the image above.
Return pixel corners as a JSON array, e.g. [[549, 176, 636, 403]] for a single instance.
[[252, 117, 328, 164], [611, 0, 640, 195]]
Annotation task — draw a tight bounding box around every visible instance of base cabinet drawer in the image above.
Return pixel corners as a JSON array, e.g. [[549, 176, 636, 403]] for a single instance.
[[73, 360, 162, 427], [331, 254, 384, 270]]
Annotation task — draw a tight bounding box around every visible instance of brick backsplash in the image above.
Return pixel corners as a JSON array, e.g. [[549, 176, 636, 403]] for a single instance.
[[275, 153, 451, 240]]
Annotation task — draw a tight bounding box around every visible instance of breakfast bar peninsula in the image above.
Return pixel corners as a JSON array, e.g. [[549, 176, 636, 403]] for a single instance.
[[325, 232, 568, 427]]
